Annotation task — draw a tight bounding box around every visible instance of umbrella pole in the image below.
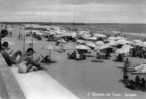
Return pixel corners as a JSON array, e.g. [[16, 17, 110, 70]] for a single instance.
[[23, 28, 25, 54], [31, 30, 34, 59]]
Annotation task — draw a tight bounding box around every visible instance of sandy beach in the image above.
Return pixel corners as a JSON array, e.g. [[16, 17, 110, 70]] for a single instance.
[[1, 25, 145, 99]]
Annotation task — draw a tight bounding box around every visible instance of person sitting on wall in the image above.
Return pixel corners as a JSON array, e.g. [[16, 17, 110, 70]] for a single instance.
[[19, 48, 44, 73], [1, 41, 22, 66], [18, 47, 49, 73]]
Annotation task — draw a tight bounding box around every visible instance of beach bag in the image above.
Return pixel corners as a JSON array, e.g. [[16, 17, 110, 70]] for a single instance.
[[18, 61, 27, 73]]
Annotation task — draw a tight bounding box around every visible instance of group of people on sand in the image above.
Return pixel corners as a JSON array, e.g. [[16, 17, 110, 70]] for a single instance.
[[124, 75, 146, 92], [123, 58, 146, 92], [67, 47, 112, 61], [130, 45, 146, 58], [68, 50, 86, 60], [1, 41, 51, 73]]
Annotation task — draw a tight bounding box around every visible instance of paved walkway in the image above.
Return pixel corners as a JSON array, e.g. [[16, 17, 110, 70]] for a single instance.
[[10, 67, 79, 99]]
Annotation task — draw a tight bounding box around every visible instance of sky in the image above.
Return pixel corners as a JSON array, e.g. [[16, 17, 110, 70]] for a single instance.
[[0, 0, 146, 23]]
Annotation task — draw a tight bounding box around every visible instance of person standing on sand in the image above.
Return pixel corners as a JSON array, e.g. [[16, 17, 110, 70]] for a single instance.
[[123, 58, 130, 81]]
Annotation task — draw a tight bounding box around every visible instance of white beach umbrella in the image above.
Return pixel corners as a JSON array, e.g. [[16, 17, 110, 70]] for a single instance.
[[70, 32, 77, 38], [99, 44, 111, 50], [88, 37, 97, 40], [132, 39, 143, 46], [143, 42, 146, 47], [108, 40, 117, 46], [58, 39, 66, 43], [135, 64, 146, 73], [35, 32, 43, 35], [85, 41, 97, 48], [116, 39, 131, 45], [76, 45, 90, 50], [96, 41, 104, 46], [77, 40, 86, 44], [94, 33, 106, 38], [116, 45, 133, 54]]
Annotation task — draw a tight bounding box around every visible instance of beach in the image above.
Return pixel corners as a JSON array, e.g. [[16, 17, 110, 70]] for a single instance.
[[0, 24, 146, 99]]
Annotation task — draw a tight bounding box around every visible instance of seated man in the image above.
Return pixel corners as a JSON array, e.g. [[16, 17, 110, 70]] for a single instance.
[[18, 48, 44, 73], [1, 41, 22, 66]]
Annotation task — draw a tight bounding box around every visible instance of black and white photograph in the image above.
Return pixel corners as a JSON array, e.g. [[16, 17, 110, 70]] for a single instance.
[[0, 0, 146, 99]]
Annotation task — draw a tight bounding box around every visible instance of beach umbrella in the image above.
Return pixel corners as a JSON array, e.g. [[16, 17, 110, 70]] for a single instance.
[[99, 44, 111, 50], [108, 37, 117, 41], [85, 41, 97, 48], [116, 45, 133, 54], [76, 45, 90, 50], [81, 33, 91, 39], [133, 39, 142, 43], [63, 44, 74, 50], [108, 40, 117, 46], [77, 39, 86, 44], [143, 42, 146, 47], [108, 36, 126, 41], [116, 39, 131, 45], [35, 32, 43, 35], [94, 33, 106, 38], [135, 64, 146, 70], [70, 32, 77, 38], [96, 41, 104, 46], [132, 39, 143, 46], [58, 39, 66, 43], [88, 37, 97, 40]]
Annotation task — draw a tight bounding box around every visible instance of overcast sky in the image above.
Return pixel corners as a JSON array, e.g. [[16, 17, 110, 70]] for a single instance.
[[0, 0, 146, 23]]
